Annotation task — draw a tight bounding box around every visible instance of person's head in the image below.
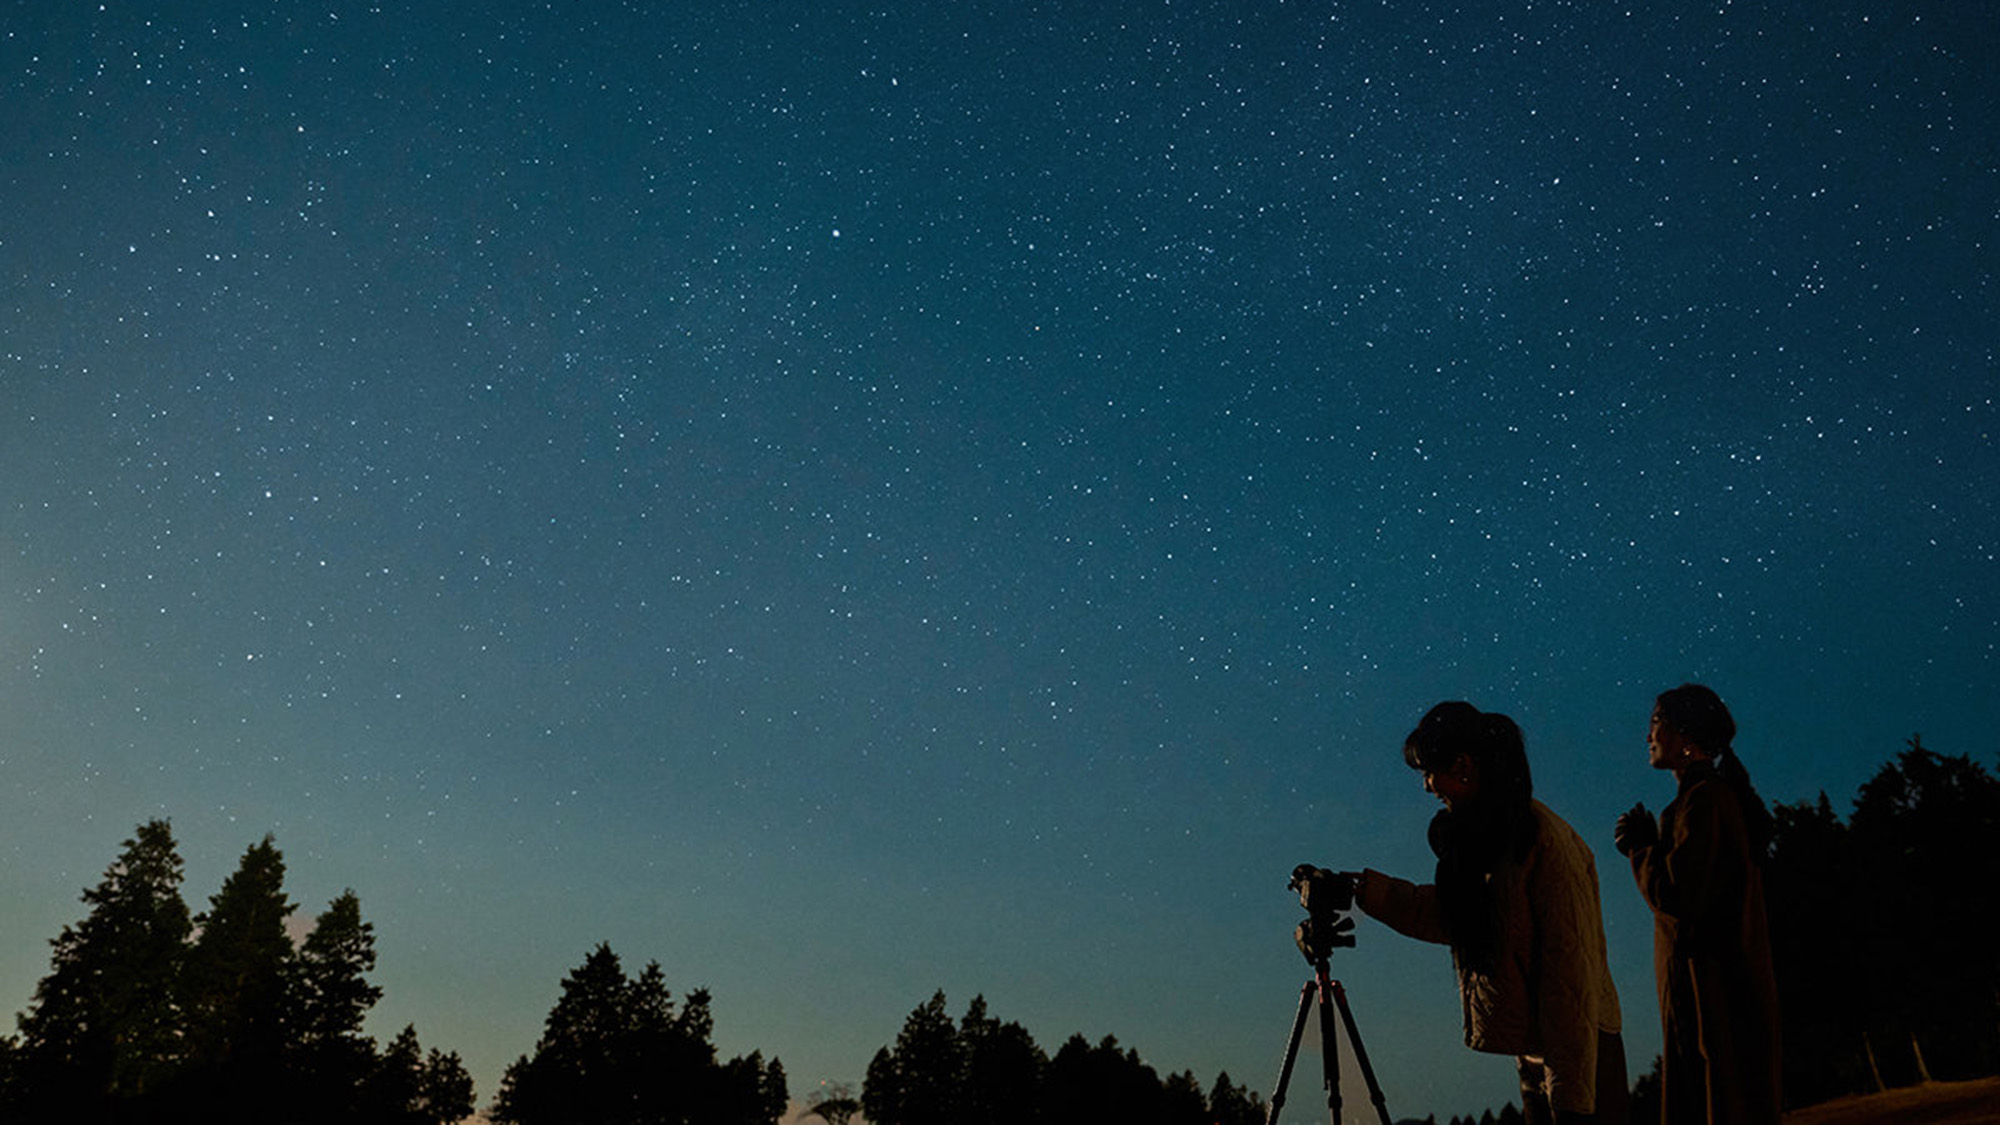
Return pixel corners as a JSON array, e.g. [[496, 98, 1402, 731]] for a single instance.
[[1650, 682, 1773, 854], [1649, 683, 1735, 770], [1403, 701, 1532, 812], [1407, 702, 1537, 963]]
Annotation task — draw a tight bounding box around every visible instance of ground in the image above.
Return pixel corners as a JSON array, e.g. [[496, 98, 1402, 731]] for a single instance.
[[1783, 1078, 2000, 1125]]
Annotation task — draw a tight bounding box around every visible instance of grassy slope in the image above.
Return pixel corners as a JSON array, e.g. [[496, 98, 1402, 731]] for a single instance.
[[1783, 1078, 2000, 1125]]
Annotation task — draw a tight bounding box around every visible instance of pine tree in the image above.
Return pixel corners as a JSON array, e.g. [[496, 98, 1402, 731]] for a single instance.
[[369, 1024, 477, 1125], [1160, 1069, 1208, 1125], [492, 943, 633, 1125], [180, 835, 298, 1121], [414, 1042, 477, 1125], [959, 994, 1046, 1125], [8, 819, 192, 1119], [290, 890, 385, 1121], [712, 1050, 789, 1125], [861, 990, 963, 1125], [1208, 1071, 1264, 1125]]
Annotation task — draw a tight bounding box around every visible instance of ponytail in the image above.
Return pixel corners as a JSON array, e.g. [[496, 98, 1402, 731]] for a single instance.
[[1716, 744, 1774, 859]]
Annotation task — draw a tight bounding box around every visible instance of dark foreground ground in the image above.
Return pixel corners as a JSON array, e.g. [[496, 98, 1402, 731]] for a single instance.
[[1783, 1078, 2000, 1125]]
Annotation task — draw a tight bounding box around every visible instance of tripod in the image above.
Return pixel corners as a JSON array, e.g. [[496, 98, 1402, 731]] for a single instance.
[[1265, 951, 1391, 1125]]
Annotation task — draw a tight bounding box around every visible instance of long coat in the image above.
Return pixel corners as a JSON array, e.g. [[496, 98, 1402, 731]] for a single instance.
[[1627, 763, 1782, 1124]]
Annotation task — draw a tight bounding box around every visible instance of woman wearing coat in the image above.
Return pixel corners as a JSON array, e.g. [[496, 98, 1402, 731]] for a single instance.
[[1355, 702, 1629, 1125], [1615, 684, 1782, 1124]]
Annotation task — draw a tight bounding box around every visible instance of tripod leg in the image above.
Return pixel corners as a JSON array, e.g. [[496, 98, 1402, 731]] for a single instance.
[[1328, 980, 1393, 1125], [1315, 964, 1344, 1125], [1264, 980, 1316, 1125]]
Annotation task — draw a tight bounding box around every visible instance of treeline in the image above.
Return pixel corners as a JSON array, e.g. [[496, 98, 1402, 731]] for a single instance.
[[856, 990, 1266, 1125], [0, 820, 788, 1125], [8, 737, 1990, 1122], [0, 820, 471, 1124], [1412, 1054, 1665, 1125], [1433, 1109, 1525, 1125], [1766, 736, 2000, 1106]]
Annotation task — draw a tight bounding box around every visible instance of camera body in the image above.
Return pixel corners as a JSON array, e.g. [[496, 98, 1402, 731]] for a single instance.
[[1288, 864, 1358, 962], [1289, 864, 1354, 915]]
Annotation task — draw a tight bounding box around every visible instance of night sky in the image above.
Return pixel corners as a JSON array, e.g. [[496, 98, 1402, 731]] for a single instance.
[[4, 1, 1995, 1120]]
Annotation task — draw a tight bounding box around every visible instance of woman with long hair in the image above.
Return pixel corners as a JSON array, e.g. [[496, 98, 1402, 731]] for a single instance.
[[1615, 684, 1782, 1124], [1355, 702, 1629, 1125]]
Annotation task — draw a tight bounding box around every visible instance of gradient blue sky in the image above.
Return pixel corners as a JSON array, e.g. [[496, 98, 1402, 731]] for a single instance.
[[4, 2, 1995, 1120]]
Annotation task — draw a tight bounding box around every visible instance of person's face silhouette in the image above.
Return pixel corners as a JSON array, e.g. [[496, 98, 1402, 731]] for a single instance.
[[1648, 708, 1696, 770], [1421, 752, 1479, 808]]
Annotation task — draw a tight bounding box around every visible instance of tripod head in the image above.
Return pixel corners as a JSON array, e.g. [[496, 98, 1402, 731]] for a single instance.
[[1287, 864, 1357, 965]]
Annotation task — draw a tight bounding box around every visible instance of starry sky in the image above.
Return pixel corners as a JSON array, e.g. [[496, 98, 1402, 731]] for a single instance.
[[3, 1, 1995, 1120]]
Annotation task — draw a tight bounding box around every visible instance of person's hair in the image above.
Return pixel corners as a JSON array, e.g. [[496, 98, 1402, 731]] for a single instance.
[[1403, 701, 1534, 811], [1655, 683, 1773, 856], [1404, 701, 1537, 968]]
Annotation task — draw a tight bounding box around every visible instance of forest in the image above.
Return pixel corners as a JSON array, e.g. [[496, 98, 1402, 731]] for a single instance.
[[2, 737, 1994, 1124]]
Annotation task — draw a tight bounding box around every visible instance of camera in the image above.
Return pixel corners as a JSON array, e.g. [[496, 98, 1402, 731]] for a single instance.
[[1288, 864, 1357, 962]]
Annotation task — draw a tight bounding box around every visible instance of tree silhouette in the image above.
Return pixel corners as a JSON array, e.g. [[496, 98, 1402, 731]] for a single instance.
[[862, 992, 1265, 1125], [959, 994, 1047, 1125], [1158, 1069, 1208, 1125], [1045, 1033, 1172, 1125], [805, 1081, 862, 1125], [180, 835, 297, 1121], [1766, 791, 1862, 1104], [3, 823, 478, 1123], [1767, 737, 2000, 1103], [369, 1024, 477, 1125], [7, 819, 191, 1119], [1207, 1071, 1265, 1125], [862, 990, 964, 1125], [290, 890, 386, 1119], [1627, 1054, 1663, 1125], [1847, 737, 2000, 1081], [490, 942, 786, 1125], [714, 1050, 789, 1125]]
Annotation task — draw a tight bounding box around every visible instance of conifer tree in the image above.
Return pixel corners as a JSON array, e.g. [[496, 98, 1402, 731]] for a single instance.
[[291, 890, 386, 1120], [861, 990, 962, 1125], [959, 994, 1046, 1125], [369, 1024, 477, 1125], [180, 835, 297, 1121], [8, 819, 192, 1119], [1159, 1069, 1208, 1125], [1207, 1071, 1264, 1125]]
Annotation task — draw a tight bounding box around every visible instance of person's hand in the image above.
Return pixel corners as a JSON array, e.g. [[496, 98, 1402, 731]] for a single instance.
[[1614, 803, 1658, 856]]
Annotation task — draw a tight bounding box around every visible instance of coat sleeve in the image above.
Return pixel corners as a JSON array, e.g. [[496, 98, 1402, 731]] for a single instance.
[[1628, 780, 1732, 944], [1357, 868, 1450, 945]]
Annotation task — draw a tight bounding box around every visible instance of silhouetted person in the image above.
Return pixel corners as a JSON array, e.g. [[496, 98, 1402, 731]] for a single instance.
[[1354, 702, 1629, 1125], [1615, 684, 1782, 1124]]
